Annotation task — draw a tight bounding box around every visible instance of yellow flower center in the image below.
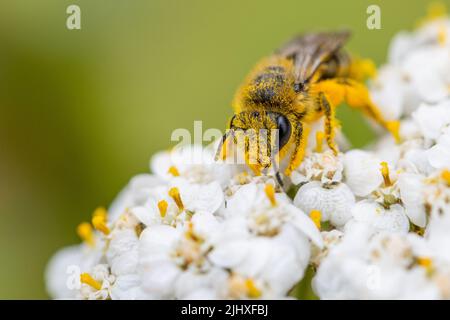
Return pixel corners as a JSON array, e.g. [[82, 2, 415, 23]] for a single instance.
[[441, 170, 450, 186], [236, 171, 249, 185], [264, 184, 277, 206], [80, 273, 102, 291], [91, 207, 110, 235], [185, 222, 198, 241], [168, 166, 180, 177], [172, 222, 208, 269], [228, 274, 262, 299], [169, 187, 184, 211], [417, 257, 432, 268], [245, 279, 262, 298], [417, 256, 434, 275], [310, 210, 322, 230], [76, 222, 95, 246], [158, 200, 169, 218], [315, 131, 325, 153], [380, 162, 393, 187]]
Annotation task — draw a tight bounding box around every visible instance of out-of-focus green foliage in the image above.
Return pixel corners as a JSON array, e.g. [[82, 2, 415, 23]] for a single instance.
[[0, 0, 446, 298]]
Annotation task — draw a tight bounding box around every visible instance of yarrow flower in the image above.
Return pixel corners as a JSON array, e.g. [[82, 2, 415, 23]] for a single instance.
[[46, 13, 450, 300]]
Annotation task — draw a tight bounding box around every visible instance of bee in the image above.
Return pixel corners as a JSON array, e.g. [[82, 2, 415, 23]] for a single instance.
[[216, 31, 400, 186]]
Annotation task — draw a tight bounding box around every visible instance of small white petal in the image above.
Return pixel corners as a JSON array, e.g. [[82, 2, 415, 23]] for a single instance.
[[190, 211, 220, 237], [110, 274, 149, 300], [402, 47, 450, 103], [173, 179, 224, 214], [426, 133, 450, 169], [45, 245, 83, 299], [140, 262, 180, 298], [209, 241, 251, 268], [234, 239, 273, 277], [398, 173, 426, 227], [139, 225, 180, 263], [287, 204, 323, 248], [402, 148, 434, 175], [344, 150, 383, 197], [130, 206, 153, 226], [412, 100, 450, 140], [370, 65, 407, 120], [294, 181, 355, 227], [261, 245, 305, 294], [107, 229, 139, 276], [352, 200, 409, 234]]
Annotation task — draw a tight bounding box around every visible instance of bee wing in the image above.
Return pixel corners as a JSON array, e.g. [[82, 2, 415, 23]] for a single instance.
[[276, 31, 351, 84]]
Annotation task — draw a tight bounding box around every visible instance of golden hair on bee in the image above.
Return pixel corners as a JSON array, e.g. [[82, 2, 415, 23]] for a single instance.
[[216, 31, 400, 188], [233, 57, 298, 113]]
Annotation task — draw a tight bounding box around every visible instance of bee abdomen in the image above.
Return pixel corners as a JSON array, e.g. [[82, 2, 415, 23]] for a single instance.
[[319, 51, 351, 80]]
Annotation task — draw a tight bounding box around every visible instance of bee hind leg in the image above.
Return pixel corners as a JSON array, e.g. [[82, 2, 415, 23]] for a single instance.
[[318, 92, 340, 155], [316, 78, 400, 143], [284, 122, 309, 177]]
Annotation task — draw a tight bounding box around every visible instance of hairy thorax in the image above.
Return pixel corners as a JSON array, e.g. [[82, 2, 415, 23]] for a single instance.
[[236, 58, 298, 113]]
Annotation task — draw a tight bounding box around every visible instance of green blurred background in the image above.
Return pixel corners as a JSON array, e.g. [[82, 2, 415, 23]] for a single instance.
[[0, 0, 446, 299]]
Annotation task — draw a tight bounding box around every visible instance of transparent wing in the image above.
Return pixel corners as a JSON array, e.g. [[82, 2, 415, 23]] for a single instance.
[[276, 31, 351, 84]]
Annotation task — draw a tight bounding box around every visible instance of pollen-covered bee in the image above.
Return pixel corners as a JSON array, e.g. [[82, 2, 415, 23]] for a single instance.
[[216, 31, 400, 186]]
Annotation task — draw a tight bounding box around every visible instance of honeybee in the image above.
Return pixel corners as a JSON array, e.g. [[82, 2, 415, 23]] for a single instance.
[[216, 31, 400, 186]]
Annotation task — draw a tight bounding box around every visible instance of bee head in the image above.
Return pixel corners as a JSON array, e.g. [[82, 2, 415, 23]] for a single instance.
[[230, 111, 292, 150], [215, 111, 292, 171]]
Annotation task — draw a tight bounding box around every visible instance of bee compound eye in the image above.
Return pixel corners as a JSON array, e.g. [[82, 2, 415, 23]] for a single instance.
[[276, 115, 292, 149]]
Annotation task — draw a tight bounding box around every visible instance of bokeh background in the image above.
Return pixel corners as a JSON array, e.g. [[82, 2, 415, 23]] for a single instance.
[[0, 0, 447, 299]]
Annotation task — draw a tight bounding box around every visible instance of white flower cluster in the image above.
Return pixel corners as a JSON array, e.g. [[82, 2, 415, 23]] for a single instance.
[[313, 14, 450, 299], [46, 16, 450, 300], [46, 145, 322, 300]]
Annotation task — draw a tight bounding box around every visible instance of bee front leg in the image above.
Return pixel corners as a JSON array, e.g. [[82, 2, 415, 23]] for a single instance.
[[285, 122, 309, 177], [268, 138, 284, 188], [318, 92, 339, 155], [215, 130, 234, 161], [244, 137, 262, 176]]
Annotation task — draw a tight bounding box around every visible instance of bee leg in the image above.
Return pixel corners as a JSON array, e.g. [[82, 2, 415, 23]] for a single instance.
[[275, 171, 284, 188], [285, 122, 309, 177], [316, 78, 400, 143], [261, 130, 284, 188], [318, 92, 339, 155], [215, 130, 234, 161], [269, 148, 284, 188], [244, 139, 262, 176]]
